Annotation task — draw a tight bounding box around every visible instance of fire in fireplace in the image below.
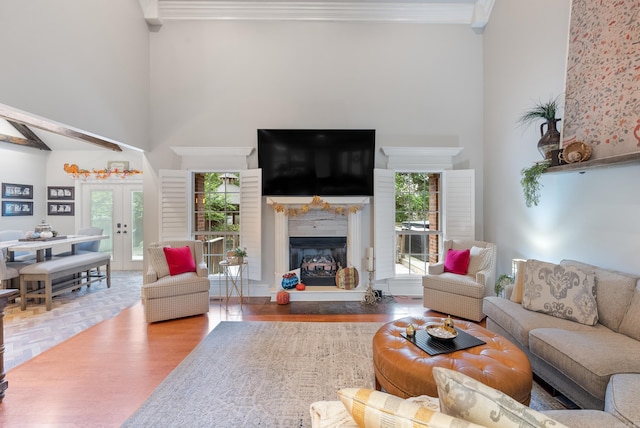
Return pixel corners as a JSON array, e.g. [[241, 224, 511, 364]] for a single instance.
[[289, 237, 347, 286]]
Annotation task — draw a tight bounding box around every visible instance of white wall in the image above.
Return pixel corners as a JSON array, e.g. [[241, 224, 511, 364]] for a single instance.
[[146, 21, 486, 263], [0, 145, 47, 231], [0, 0, 150, 150], [484, 0, 640, 276]]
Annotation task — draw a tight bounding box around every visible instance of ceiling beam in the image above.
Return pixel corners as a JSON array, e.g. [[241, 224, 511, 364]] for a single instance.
[[0, 133, 51, 151], [8, 121, 52, 151], [0, 104, 123, 152]]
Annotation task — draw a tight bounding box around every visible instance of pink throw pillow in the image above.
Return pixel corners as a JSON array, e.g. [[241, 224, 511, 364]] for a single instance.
[[163, 246, 196, 276], [443, 248, 471, 275]]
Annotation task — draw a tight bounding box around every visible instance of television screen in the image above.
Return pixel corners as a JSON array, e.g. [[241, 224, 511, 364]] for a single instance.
[[258, 129, 375, 196]]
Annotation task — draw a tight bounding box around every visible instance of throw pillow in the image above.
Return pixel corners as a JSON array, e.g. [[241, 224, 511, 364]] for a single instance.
[[148, 246, 171, 279], [337, 388, 484, 428], [522, 259, 598, 326], [510, 259, 526, 304], [432, 367, 569, 428], [443, 248, 470, 275], [163, 245, 196, 276], [467, 246, 490, 276]]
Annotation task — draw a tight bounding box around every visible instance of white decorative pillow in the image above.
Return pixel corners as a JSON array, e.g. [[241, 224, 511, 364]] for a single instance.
[[433, 367, 569, 428], [148, 246, 170, 279], [522, 259, 598, 325], [337, 388, 484, 428], [467, 246, 490, 276]]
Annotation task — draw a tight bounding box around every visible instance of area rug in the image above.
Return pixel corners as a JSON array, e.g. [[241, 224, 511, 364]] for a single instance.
[[123, 321, 565, 427]]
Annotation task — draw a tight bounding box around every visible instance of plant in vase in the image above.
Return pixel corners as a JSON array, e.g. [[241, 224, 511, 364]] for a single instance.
[[227, 247, 247, 264], [495, 273, 514, 297], [518, 95, 562, 161]]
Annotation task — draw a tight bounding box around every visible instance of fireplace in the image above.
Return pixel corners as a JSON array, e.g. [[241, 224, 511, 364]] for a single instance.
[[267, 196, 370, 291], [290, 237, 347, 286]]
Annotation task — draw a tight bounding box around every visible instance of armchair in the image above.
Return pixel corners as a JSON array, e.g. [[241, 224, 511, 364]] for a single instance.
[[142, 240, 211, 323], [422, 239, 496, 322]]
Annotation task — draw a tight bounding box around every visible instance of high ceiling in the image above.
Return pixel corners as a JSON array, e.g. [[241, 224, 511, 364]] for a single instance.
[[1, 1, 494, 153]]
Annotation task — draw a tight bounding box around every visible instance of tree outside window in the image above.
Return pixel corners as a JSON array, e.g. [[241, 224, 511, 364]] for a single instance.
[[394, 172, 441, 275], [194, 172, 241, 274]]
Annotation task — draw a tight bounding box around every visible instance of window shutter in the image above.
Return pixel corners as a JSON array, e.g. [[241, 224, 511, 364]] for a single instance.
[[240, 169, 262, 281], [159, 169, 190, 241], [374, 168, 396, 280], [442, 169, 475, 241]]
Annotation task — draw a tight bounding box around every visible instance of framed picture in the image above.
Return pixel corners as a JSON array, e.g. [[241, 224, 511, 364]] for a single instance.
[[2, 183, 33, 199], [108, 161, 129, 171], [48, 186, 75, 200], [2, 200, 33, 216], [48, 202, 75, 216]]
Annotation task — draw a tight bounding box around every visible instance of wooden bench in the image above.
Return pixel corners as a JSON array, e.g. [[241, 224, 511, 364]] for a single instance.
[[19, 252, 111, 311]]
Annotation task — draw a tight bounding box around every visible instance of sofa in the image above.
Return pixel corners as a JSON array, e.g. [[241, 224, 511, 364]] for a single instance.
[[483, 258, 640, 411], [310, 369, 640, 427]]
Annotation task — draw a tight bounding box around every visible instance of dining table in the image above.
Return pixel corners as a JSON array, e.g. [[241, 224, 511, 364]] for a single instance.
[[3, 235, 108, 262]]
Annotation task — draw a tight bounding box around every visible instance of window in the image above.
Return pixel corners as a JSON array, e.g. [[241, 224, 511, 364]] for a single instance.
[[394, 172, 441, 275], [193, 172, 241, 274]]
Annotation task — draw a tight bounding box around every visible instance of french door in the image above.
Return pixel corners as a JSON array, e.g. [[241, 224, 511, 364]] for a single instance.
[[80, 182, 143, 271]]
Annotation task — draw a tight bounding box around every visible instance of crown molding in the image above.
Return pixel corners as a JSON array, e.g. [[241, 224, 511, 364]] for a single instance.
[[141, 1, 493, 28]]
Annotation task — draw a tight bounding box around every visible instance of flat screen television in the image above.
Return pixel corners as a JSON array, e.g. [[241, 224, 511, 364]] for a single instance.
[[258, 129, 375, 196]]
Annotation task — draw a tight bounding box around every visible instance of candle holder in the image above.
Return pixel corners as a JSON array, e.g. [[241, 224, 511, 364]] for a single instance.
[[362, 268, 379, 306]]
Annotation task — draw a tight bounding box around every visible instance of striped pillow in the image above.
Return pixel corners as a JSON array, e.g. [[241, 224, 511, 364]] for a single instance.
[[337, 388, 484, 428]]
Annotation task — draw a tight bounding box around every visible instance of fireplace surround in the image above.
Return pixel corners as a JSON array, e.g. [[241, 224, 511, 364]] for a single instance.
[[267, 196, 369, 297]]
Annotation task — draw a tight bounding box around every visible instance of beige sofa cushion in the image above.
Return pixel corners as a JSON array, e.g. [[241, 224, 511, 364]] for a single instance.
[[618, 291, 640, 341], [529, 327, 640, 401], [523, 259, 598, 326], [561, 260, 638, 332], [482, 296, 597, 349]]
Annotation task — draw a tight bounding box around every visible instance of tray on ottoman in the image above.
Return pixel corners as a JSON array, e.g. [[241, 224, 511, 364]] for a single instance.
[[401, 328, 485, 356]]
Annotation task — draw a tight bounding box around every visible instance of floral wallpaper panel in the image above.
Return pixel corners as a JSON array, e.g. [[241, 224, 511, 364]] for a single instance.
[[563, 0, 640, 159]]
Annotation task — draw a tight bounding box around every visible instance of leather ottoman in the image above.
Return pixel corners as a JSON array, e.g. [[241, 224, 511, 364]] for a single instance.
[[373, 316, 532, 404]]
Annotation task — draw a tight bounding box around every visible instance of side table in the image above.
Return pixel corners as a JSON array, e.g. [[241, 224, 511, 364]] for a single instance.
[[219, 260, 248, 311]]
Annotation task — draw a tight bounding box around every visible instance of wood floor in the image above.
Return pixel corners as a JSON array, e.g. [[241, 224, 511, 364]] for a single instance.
[[0, 296, 442, 427]]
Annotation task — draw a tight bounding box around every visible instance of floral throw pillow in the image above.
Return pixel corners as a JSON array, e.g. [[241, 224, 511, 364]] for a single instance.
[[522, 259, 598, 326]]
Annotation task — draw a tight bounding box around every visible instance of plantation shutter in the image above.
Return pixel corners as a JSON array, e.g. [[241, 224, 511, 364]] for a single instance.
[[240, 169, 262, 281], [442, 169, 475, 241], [159, 169, 190, 241], [373, 168, 396, 280]]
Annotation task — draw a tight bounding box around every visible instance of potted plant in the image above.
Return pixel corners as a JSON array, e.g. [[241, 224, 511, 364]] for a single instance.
[[520, 161, 550, 207], [518, 95, 562, 160], [495, 274, 514, 297], [227, 247, 247, 264]]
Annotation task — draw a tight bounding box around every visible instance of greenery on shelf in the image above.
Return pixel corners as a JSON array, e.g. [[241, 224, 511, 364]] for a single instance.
[[517, 95, 561, 127], [520, 161, 550, 207], [495, 273, 514, 296]]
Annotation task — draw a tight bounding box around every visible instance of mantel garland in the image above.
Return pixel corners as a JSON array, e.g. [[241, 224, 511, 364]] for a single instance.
[[271, 195, 363, 216], [63, 163, 142, 179]]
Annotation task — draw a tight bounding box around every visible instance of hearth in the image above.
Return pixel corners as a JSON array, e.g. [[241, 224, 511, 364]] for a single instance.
[[289, 237, 347, 286]]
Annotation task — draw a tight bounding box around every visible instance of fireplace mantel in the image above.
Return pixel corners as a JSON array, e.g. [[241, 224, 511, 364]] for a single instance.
[[266, 196, 370, 206], [267, 196, 370, 290]]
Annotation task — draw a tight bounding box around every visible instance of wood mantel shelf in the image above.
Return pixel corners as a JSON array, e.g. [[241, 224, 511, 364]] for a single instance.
[[545, 151, 640, 174]]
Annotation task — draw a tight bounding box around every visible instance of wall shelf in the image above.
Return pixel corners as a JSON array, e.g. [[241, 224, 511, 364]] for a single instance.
[[545, 151, 640, 174]]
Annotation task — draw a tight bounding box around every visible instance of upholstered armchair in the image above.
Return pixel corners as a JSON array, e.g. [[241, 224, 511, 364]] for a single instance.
[[422, 239, 497, 322], [142, 240, 211, 323]]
